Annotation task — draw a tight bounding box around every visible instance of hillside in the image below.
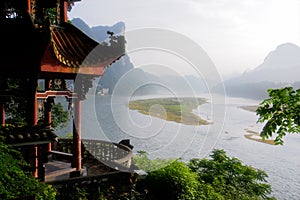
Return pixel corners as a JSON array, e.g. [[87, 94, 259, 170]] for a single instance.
[[71, 18, 209, 97], [71, 18, 138, 94], [213, 43, 300, 100]]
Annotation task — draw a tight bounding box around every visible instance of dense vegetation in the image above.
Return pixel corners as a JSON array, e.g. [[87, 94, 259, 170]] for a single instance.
[[128, 97, 209, 126], [0, 79, 68, 199], [0, 141, 56, 199], [133, 149, 275, 200], [50, 102, 70, 129]]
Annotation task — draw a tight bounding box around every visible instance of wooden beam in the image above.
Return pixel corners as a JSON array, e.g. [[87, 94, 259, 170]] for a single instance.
[[37, 91, 77, 99]]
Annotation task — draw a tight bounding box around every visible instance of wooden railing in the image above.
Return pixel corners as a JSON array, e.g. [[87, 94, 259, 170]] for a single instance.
[[51, 138, 133, 169]]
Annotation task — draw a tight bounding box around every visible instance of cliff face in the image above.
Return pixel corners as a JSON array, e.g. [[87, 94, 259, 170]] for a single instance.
[[71, 18, 134, 94], [71, 18, 125, 42]]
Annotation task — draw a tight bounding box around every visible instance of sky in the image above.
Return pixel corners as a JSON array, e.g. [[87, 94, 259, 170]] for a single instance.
[[69, 0, 300, 79]]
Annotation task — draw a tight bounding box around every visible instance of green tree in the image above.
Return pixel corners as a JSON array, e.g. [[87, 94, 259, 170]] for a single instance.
[[132, 150, 174, 172], [189, 149, 275, 200], [134, 149, 274, 200], [137, 160, 201, 200], [0, 141, 56, 199], [256, 87, 300, 145], [50, 102, 69, 129]]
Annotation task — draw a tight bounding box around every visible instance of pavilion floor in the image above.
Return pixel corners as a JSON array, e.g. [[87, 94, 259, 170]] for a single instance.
[[45, 161, 77, 182]]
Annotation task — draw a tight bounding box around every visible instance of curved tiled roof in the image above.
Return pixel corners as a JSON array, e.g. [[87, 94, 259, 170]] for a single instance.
[[40, 22, 125, 75], [0, 18, 124, 77], [51, 23, 99, 68]]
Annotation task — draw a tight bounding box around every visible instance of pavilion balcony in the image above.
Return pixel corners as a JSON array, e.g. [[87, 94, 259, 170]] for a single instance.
[[45, 138, 134, 181]]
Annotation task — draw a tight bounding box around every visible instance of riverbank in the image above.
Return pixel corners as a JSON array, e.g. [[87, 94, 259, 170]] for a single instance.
[[244, 129, 275, 145], [86, 95, 300, 199], [239, 105, 275, 145], [128, 97, 209, 126], [239, 105, 258, 113]]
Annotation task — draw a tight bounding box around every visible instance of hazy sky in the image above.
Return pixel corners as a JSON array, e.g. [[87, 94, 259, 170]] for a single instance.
[[69, 0, 300, 78]]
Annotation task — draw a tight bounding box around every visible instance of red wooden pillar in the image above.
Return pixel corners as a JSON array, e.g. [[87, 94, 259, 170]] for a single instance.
[[27, 0, 31, 13], [45, 99, 52, 152], [72, 98, 82, 173], [45, 80, 52, 152], [60, 0, 69, 23]]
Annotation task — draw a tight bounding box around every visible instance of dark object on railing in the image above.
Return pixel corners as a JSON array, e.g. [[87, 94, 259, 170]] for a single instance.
[[118, 139, 134, 150]]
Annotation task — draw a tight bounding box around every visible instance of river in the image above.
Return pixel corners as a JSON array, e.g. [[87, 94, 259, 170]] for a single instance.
[[62, 94, 300, 199]]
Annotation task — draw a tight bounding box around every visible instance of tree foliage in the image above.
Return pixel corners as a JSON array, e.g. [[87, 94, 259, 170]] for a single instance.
[[256, 87, 300, 145], [134, 149, 275, 200], [0, 141, 56, 199], [50, 102, 69, 130], [189, 149, 275, 200], [136, 160, 201, 200], [132, 150, 174, 172]]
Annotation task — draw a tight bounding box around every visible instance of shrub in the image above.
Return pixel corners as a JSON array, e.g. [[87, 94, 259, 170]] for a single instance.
[[137, 160, 200, 200], [0, 141, 56, 199]]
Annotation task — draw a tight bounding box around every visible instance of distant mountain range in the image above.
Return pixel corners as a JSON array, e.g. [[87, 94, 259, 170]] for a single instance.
[[213, 43, 300, 100], [71, 18, 125, 42], [72, 18, 299, 100], [71, 18, 208, 97]]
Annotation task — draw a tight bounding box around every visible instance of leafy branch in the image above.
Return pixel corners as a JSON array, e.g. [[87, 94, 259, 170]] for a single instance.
[[256, 87, 300, 145]]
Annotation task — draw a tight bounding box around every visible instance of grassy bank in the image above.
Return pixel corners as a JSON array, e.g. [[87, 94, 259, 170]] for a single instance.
[[128, 97, 209, 126]]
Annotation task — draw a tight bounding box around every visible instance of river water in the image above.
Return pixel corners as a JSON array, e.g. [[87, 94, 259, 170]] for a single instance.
[[72, 94, 300, 199]]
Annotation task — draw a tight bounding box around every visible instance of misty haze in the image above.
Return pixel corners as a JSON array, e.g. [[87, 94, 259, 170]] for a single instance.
[[62, 15, 300, 199]]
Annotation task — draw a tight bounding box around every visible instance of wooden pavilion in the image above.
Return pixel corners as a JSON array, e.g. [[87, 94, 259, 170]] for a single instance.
[[0, 0, 126, 180]]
